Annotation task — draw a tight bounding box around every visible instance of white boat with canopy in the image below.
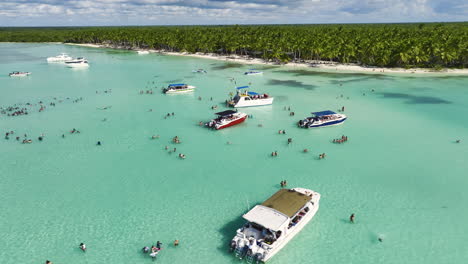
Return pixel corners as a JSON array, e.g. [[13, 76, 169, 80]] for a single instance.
[[230, 188, 320, 262], [227, 86, 273, 108], [47, 53, 73, 62], [298, 110, 347, 128], [163, 83, 196, 94], [65, 57, 89, 68]]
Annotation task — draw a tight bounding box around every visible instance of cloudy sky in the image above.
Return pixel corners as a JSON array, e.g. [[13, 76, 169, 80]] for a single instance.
[[0, 0, 467, 26]]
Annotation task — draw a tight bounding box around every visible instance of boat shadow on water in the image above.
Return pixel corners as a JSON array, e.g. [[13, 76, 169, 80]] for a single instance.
[[216, 217, 246, 257]]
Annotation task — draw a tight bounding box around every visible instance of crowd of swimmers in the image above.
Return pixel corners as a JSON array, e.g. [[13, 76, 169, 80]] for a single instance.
[[1, 97, 83, 118], [332, 135, 349, 144]]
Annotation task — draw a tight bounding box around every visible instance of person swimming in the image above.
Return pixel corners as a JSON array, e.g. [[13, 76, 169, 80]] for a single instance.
[[142, 246, 150, 253], [350, 213, 355, 223], [156, 241, 162, 250], [96, 141, 101, 146], [174, 240, 179, 247], [79, 243, 86, 252]]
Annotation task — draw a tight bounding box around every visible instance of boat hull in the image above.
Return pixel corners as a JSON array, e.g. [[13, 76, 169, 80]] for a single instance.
[[233, 97, 274, 108], [216, 115, 247, 130], [66, 63, 89, 68], [307, 117, 346, 128], [164, 88, 195, 94]]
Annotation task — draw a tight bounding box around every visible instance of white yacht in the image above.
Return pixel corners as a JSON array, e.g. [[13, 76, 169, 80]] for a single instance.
[[298, 110, 347, 128], [65, 57, 89, 68], [47, 53, 73, 63], [163, 83, 196, 94], [230, 188, 320, 262], [227, 86, 274, 108], [9, 71, 31, 77]]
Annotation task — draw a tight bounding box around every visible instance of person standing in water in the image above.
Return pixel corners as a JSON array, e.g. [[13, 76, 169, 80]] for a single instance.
[[350, 213, 355, 223], [174, 240, 179, 247], [79, 243, 86, 252]]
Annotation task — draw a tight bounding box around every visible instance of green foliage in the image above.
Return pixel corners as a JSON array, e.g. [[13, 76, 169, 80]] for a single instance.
[[1, 23, 467, 68]]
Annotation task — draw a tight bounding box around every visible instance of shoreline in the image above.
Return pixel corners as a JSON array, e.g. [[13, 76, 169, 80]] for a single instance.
[[65, 43, 468, 75]]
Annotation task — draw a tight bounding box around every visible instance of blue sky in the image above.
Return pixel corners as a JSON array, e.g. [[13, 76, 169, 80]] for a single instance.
[[0, 0, 467, 26]]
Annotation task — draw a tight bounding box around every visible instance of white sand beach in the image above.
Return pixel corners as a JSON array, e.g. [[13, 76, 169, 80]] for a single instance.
[[66, 43, 468, 75]]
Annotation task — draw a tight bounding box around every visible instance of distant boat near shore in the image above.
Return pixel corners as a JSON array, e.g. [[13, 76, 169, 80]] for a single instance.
[[65, 57, 89, 68], [47, 53, 73, 63], [9, 71, 31, 77]]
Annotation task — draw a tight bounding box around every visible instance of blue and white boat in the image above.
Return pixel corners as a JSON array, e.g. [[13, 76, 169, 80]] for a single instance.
[[244, 70, 263, 75], [163, 83, 196, 94], [227, 86, 273, 107], [298, 110, 347, 128]]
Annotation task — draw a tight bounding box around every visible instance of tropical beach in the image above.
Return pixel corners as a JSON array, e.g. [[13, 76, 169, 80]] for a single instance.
[[1, 1, 468, 264]]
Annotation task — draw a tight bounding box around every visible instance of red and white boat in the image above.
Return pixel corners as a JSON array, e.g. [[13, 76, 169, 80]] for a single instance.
[[205, 110, 247, 130]]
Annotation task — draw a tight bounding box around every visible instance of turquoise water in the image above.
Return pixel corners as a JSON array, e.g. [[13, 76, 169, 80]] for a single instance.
[[1, 43, 468, 264]]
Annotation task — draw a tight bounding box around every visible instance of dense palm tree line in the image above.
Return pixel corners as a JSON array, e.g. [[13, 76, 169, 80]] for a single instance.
[[1, 23, 467, 68]]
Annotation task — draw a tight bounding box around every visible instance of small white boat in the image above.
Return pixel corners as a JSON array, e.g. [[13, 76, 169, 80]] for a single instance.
[[9, 71, 31, 77], [192, 69, 207, 73], [244, 70, 263, 75], [227, 86, 274, 108], [230, 188, 320, 262], [298, 110, 347, 128], [65, 57, 89, 68], [137, 50, 150, 55], [47, 53, 73, 62], [163, 83, 195, 94], [205, 110, 247, 130]]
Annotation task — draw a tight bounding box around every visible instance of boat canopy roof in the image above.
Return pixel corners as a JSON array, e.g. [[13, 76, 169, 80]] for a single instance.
[[236, 86, 250, 90], [215, 110, 237, 116], [247, 91, 260, 95], [262, 189, 312, 218], [243, 205, 289, 231], [169, 83, 186, 87], [312, 110, 336, 117]]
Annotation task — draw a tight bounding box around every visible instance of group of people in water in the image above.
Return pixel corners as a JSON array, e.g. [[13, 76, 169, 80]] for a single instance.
[[141, 240, 180, 261], [332, 135, 349, 144], [319, 153, 327, 159], [1, 97, 83, 118], [140, 89, 154, 94], [280, 180, 288, 187]]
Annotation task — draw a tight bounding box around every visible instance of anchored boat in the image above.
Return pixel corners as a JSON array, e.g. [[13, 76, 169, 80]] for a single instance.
[[65, 57, 89, 68], [244, 70, 263, 75], [227, 86, 273, 108], [230, 188, 320, 262], [163, 83, 196, 94], [205, 110, 247, 130], [47, 53, 73, 62], [9, 71, 31, 77], [298, 110, 347, 128]]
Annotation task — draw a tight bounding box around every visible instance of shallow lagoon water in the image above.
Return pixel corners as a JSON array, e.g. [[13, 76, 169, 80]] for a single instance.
[[1, 43, 468, 264]]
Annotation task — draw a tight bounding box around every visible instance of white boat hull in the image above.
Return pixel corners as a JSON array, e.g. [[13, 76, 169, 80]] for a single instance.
[[66, 63, 89, 68], [164, 86, 196, 94], [9, 73, 31, 77], [234, 97, 274, 108]]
